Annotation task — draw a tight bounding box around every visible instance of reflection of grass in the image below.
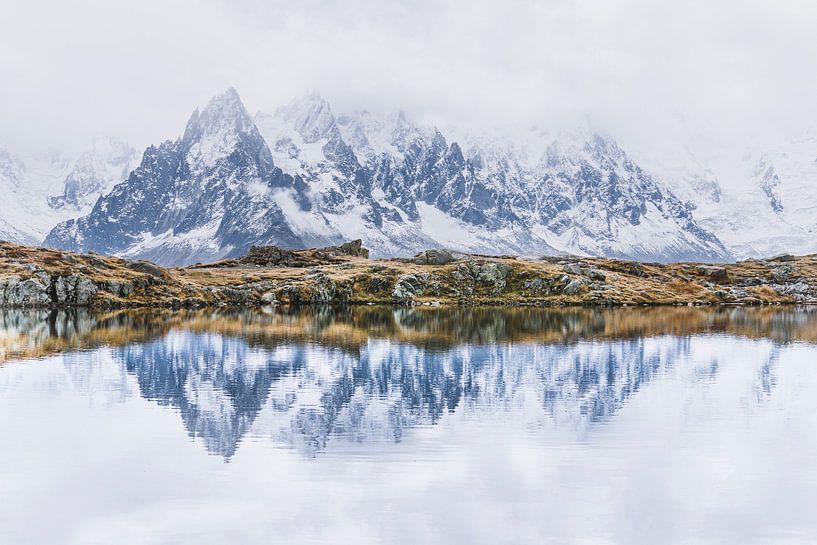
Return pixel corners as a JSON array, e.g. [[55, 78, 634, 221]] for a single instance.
[[5, 306, 817, 363]]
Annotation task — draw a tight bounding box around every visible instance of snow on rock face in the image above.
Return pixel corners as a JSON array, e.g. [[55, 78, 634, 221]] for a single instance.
[[650, 131, 817, 260], [0, 138, 138, 245], [44, 89, 732, 265], [45, 88, 307, 265], [48, 136, 139, 210]]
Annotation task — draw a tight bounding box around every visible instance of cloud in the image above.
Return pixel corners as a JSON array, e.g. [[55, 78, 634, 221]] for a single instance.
[[1, 0, 815, 154]]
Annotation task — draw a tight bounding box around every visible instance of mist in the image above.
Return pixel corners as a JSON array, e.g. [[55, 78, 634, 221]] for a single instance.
[[2, 0, 815, 157]]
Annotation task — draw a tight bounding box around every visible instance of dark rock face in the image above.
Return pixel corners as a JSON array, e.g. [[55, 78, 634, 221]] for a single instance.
[[334, 239, 369, 258], [238, 240, 370, 268], [697, 265, 729, 283], [241, 245, 300, 267]]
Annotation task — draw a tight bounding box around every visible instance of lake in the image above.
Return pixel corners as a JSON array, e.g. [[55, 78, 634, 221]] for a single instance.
[[1, 306, 816, 545]]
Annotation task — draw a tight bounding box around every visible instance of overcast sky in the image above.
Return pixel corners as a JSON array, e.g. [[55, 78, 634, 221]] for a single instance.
[[2, 0, 816, 155]]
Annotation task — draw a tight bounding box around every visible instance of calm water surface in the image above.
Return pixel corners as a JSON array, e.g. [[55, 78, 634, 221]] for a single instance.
[[1, 306, 816, 545]]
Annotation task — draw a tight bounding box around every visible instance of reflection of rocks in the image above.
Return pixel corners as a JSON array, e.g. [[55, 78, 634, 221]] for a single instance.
[[260, 337, 689, 455], [0, 306, 800, 459]]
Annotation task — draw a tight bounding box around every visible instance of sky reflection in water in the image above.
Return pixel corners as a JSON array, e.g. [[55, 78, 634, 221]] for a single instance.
[[0, 306, 815, 545]]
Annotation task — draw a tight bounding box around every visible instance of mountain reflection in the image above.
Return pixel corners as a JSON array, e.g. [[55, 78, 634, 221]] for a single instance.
[[1, 306, 803, 458]]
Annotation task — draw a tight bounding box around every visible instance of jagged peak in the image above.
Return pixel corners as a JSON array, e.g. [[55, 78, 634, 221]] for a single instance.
[[182, 87, 255, 145], [274, 93, 336, 144]]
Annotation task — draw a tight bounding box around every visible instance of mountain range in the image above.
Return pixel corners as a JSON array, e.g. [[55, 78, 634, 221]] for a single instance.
[[1, 88, 815, 265]]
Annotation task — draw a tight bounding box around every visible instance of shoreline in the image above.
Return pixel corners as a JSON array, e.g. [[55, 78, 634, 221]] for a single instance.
[[2, 241, 817, 309]]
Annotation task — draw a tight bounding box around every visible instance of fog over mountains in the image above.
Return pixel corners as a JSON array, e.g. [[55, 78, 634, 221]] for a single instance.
[[1, 88, 815, 265]]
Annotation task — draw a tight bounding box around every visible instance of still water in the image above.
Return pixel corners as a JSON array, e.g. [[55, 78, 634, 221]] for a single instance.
[[1, 306, 816, 545]]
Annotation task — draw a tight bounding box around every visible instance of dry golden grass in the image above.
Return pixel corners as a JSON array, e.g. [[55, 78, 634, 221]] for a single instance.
[[2, 241, 817, 308]]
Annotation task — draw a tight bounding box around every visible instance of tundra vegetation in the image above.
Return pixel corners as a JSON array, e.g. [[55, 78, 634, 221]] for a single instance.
[[1, 240, 816, 309]]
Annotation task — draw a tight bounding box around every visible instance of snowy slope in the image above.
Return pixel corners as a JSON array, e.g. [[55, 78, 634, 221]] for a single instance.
[[0, 138, 139, 244], [640, 131, 817, 259], [43, 89, 731, 265]]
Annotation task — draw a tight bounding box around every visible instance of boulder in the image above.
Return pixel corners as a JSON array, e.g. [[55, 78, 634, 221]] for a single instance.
[[562, 277, 590, 295], [52, 274, 98, 306], [304, 272, 353, 303], [697, 265, 728, 283], [335, 239, 369, 258], [771, 264, 795, 283], [412, 249, 457, 265], [452, 261, 513, 293], [241, 245, 298, 267], [563, 263, 606, 281], [392, 274, 428, 303], [126, 260, 167, 279], [366, 275, 393, 294]]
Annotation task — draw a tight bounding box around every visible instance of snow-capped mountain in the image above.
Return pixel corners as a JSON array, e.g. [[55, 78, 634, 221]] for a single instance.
[[644, 130, 817, 260], [0, 137, 139, 245], [45, 88, 314, 265], [44, 88, 729, 265], [47, 137, 139, 210]]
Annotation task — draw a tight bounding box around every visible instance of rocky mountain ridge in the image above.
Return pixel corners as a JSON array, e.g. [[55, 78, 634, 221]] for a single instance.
[[0, 137, 139, 245], [43, 89, 730, 265]]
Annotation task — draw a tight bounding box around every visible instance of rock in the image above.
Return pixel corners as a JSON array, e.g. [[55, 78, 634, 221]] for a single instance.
[[563, 263, 583, 275], [452, 260, 513, 294], [260, 291, 278, 305], [52, 274, 98, 306], [392, 274, 428, 303], [769, 254, 795, 262], [0, 275, 51, 307], [213, 287, 253, 304], [563, 263, 606, 281], [366, 275, 393, 294], [335, 239, 369, 258], [241, 245, 298, 267], [477, 262, 513, 292], [412, 249, 457, 265], [126, 260, 167, 278], [523, 277, 549, 293], [240, 240, 369, 268], [771, 264, 795, 283], [73, 276, 98, 305], [697, 265, 728, 283], [563, 277, 590, 295], [303, 272, 353, 303]]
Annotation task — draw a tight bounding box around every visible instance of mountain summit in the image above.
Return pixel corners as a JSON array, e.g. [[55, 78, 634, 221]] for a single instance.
[[45, 88, 730, 265]]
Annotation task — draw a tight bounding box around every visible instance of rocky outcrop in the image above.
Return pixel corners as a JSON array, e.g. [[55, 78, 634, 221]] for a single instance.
[[0, 270, 98, 307], [411, 249, 459, 265], [392, 274, 429, 303], [235, 240, 370, 268], [0, 275, 51, 307], [4, 242, 817, 309], [240, 245, 300, 267], [451, 261, 513, 295], [333, 239, 369, 258]]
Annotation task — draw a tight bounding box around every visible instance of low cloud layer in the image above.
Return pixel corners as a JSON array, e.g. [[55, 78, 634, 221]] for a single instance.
[[2, 0, 815, 154]]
